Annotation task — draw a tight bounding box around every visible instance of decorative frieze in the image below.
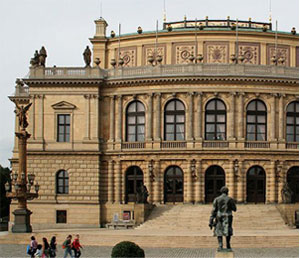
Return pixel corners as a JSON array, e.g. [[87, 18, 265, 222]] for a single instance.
[[173, 43, 196, 64], [143, 44, 166, 65], [116, 47, 137, 67], [267, 44, 290, 66], [204, 41, 229, 64], [237, 43, 260, 64]]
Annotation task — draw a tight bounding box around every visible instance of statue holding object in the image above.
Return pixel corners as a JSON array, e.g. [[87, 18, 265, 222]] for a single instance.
[[83, 46, 92, 67]]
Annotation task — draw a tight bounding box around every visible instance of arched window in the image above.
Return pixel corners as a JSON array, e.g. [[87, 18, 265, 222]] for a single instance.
[[286, 101, 299, 142], [164, 99, 185, 141], [56, 170, 69, 194], [125, 166, 144, 203], [126, 101, 145, 142], [246, 166, 266, 203], [246, 100, 267, 141], [205, 99, 226, 140]]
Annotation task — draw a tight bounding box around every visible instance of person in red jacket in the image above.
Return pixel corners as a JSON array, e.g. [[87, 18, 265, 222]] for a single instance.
[[72, 234, 83, 258]]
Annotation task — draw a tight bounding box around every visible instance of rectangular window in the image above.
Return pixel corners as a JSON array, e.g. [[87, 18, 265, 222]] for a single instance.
[[57, 114, 70, 142], [56, 210, 67, 223]]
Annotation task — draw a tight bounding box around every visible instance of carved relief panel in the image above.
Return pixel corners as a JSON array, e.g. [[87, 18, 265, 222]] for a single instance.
[[204, 42, 229, 63], [143, 44, 166, 65], [116, 47, 137, 67], [172, 43, 196, 64], [267, 44, 290, 66], [237, 43, 260, 64]]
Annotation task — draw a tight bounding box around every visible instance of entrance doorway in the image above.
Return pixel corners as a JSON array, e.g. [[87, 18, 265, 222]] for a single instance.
[[125, 166, 144, 203], [246, 166, 266, 203], [205, 166, 225, 203], [287, 166, 299, 203], [164, 166, 184, 203]]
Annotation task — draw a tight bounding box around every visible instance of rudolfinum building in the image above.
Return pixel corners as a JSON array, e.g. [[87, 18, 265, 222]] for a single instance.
[[10, 17, 298, 229]]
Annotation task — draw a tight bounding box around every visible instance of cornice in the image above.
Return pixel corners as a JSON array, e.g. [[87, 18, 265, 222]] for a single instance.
[[23, 78, 103, 86]]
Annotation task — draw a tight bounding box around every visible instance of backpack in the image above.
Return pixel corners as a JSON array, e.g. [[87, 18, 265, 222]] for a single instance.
[[62, 240, 68, 249], [26, 245, 32, 255]]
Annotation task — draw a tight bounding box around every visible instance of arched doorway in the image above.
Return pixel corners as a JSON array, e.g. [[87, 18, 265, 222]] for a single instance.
[[125, 166, 144, 203], [287, 166, 299, 203], [205, 166, 225, 203], [246, 166, 266, 203], [164, 166, 184, 203]]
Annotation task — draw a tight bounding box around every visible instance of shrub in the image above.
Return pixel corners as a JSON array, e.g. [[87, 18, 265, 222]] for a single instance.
[[111, 241, 145, 258]]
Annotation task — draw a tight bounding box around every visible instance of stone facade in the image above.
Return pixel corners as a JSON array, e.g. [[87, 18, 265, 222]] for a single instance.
[[9, 18, 299, 229]]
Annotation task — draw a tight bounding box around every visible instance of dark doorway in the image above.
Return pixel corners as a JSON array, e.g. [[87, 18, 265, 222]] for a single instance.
[[287, 166, 299, 203], [246, 166, 266, 203], [205, 166, 225, 203], [164, 166, 184, 203], [125, 166, 144, 203]]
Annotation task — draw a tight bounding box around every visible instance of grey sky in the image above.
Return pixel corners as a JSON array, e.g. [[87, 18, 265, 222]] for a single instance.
[[0, 0, 298, 168]]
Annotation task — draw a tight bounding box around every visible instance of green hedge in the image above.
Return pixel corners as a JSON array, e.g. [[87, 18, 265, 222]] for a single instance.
[[111, 241, 145, 258]]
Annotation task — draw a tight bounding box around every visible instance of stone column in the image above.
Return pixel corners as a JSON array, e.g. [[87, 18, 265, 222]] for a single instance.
[[115, 160, 121, 203], [37, 95, 45, 142], [84, 94, 91, 140], [277, 163, 284, 203], [237, 93, 244, 140], [109, 96, 115, 142], [147, 160, 153, 203], [237, 160, 244, 203], [146, 93, 153, 141], [270, 94, 277, 141], [93, 95, 99, 140], [195, 93, 203, 140], [154, 93, 161, 141], [153, 160, 161, 203], [194, 160, 202, 203], [187, 93, 194, 141], [228, 92, 236, 140], [108, 161, 114, 203], [278, 94, 285, 141], [116, 95, 122, 142], [228, 160, 235, 199], [267, 161, 276, 203], [186, 160, 193, 203]]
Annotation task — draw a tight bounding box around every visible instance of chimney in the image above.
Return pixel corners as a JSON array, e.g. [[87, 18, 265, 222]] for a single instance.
[[94, 18, 108, 38]]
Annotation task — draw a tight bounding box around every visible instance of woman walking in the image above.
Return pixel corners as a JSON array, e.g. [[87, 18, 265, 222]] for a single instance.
[[49, 236, 57, 257], [42, 237, 50, 258]]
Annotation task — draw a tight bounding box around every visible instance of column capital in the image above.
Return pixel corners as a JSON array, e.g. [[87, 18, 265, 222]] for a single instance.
[[230, 92, 237, 96], [146, 92, 153, 98], [195, 92, 203, 97], [154, 92, 161, 98], [116, 95, 123, 100], [238, 92, 245, 97], [84, 94, 92, 99], [187, 92, 195, 97]]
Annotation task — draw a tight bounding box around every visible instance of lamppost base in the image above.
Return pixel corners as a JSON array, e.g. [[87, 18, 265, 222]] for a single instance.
[[11, 208, 33, 233]]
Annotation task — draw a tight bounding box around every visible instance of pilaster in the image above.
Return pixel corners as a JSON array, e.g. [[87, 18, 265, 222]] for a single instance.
[[108, 161, 114, 203]]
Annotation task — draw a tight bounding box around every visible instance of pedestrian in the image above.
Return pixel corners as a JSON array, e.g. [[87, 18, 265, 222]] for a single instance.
[[42, 237, 50, 258], [34, 244, 43, 258], [28, 236, 38, 258], [62, 235, 74, 258], [49, 236, 57, 257], [72, 234, 83, 257]]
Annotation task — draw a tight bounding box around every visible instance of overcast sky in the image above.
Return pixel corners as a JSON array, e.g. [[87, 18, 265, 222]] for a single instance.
[[0, 0, 298, 168]]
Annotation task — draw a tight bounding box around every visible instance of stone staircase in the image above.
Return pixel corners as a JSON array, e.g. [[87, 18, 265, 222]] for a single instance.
[[136, 204, 289, 232]]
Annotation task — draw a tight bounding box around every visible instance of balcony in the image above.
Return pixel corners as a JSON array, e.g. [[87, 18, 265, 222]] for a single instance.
[[122, 142, 145, 149], [286, 142, 299, 149], [161, 141, 187, 149], [27, 63, 299, 81], [244, 141, 270, 149], [203, 141, 229, 148]]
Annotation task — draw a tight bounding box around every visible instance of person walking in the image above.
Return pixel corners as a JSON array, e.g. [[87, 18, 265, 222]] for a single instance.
[[72, 234, 83, 257], [34, 244, 43, 258], [49, 236, 57, 258], [62, 235, 74, 258], [29, 236, 38, 258], [42, 238, 50, 258]]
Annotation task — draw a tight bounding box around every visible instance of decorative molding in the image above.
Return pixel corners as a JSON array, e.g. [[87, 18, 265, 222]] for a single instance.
[[266, 44, 290, 66], [116, 47, 137, 67], [143, 44, 166, 65], [204, 41, 229, 64], [172, 42, 196, 64], [51, 101, 76, 110], [237, 42, 260, 64]]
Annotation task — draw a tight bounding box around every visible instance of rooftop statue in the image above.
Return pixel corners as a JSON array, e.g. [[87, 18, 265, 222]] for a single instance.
[[15, 103, 32, 130], [30, 50, 40, 67], [83, 46, 92, 67], [209, 186, 237, 252], [39, 46, 47, 67]]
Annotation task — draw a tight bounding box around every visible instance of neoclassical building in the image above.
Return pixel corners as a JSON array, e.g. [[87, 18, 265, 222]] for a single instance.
[[10, 17, 299, 229]]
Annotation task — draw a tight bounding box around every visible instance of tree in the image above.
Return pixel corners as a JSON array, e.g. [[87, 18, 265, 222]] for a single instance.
[[0, 165, 11, 219]]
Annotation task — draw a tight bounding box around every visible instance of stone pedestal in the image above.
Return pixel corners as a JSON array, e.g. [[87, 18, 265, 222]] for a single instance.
[[12, 208, 32, 233]]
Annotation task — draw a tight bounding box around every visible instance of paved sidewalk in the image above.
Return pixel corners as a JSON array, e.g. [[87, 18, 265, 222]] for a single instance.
[[0, 244, 298, 258]]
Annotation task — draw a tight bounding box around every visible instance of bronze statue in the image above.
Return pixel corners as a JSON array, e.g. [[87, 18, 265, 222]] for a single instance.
[[15, 103, 32, 130], [136, 184, 149, 204], [39, 46, 47, 67], [83, 46, 92, 67], [281, 182, 293, 204], [209, 186, 237, 252]]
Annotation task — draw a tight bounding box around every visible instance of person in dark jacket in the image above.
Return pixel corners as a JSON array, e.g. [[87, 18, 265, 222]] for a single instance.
[[49, 236, 57, 257], [209, 186, 237, 251]]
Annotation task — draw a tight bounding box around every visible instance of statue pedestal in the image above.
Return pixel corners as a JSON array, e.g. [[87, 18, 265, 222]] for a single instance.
[[215, 250, 234, 258], [11, 209, 32, 233]]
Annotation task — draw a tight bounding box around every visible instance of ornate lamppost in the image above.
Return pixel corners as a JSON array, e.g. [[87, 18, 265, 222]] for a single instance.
[[5, 96, 39, 233]]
